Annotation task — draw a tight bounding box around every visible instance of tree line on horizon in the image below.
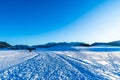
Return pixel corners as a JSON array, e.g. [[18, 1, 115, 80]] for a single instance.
[[1, 40, 120, 50]]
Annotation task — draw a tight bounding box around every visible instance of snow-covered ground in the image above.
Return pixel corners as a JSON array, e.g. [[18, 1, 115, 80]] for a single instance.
[[0, 50, 38, 71], [0, 47, 120, 80], [56, 51, 120, 80]]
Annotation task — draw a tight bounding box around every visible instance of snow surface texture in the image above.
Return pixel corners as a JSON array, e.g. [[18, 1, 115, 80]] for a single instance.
[[0, 50, 38, 71], [0, 47, 120, 80]]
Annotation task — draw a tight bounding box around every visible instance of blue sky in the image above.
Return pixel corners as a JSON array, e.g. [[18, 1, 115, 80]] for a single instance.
[[0, 0, 120, 45]]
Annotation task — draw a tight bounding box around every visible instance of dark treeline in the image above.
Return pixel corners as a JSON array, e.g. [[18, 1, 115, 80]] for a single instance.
[[1, 40, 120, 50]]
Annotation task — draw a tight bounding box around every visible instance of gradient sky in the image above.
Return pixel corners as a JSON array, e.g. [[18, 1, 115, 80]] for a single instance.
[[0, 0, 120, 45]]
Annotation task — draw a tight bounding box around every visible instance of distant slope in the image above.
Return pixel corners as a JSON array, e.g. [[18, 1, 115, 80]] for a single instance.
[[44, 45, 79, 51], [91, 40, 120, 47], [108, 40, 120, 46], [0, 41, 12, 48], [91, 42, 110, 46], [1, 40, 120, 49], [32, 42, 90, 48]]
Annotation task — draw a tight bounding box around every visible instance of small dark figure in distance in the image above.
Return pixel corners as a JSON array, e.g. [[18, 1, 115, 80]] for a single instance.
[[28, 48, 32, 52], [28, 47, 36, 53]]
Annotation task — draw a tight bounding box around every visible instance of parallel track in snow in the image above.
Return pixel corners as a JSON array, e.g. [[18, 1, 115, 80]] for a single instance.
[[0, 51, 109, 80], [54, 53, 107, 80]]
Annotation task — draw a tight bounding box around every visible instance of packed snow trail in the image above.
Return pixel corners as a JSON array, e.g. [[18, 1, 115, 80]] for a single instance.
[[0, 51, 109, 80]]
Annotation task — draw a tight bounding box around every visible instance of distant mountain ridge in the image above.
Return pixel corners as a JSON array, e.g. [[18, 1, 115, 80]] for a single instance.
[[109, 40, 120, 46], [32, 42, 90, 48], [1, 40, 120, 49], [91, 40, 120, 46], [0, 41, 12, 48]]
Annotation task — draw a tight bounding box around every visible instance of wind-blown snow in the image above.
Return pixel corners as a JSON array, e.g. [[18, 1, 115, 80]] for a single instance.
[[0, 47, 120, 80]]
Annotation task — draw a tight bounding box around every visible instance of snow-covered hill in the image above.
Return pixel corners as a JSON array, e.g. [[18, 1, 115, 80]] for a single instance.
[[0, 47, 120, 80]]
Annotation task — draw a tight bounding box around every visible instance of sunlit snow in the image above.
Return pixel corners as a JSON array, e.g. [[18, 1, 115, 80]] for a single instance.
[[0, 47, 120, 80]]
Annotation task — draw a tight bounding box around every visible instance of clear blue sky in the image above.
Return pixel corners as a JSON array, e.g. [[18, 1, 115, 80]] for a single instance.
[[0, 0, 120, 45]]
